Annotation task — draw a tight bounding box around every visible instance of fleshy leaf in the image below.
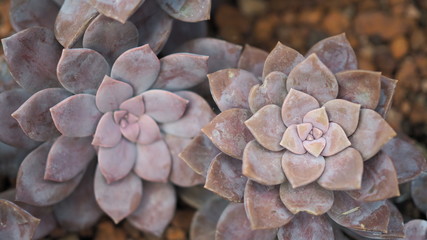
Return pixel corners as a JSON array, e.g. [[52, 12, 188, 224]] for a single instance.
[[161, 91, 215, 138], [54, 0, 98, 48], [89, 0, 144, 23], [327, 191, 390, 233], [216, 203, 278, 240], [237, 44, 268, 78], [323, 99, 360, 136], [179, 133, 220, 177], [245, 181, 293, 229], [134, 139, 171, 183], [2, 27, 62, 92], [375, 76, 397, 117], [287, 54, 339, 105], [282, 151, 325, 188], [177, 185, 216, 209], [336, 70, 381, 109], [0, 199, 40, 240], [111, 44, 160, 94], [98, 138, 137, 183], [321, 122, 351, 157], [262, 42, 304, 78], [119, 95, 145, 116], [0, 89, 38, 149], [165, 134, 205, 187], [57, 48, 110, 94], [208, 69, 260, 111], [142, 89, 188, 123], [347, 151, 399, 202], [349, 109, 396, 160], [303, 107, 329, 132], [411, 172, 427, 213], [83, 15, 138, 64], [280, 125, 306, 155], [305, 33, 358, 73], [248, 71, 287, 113], [152, 53, 209, 90], [205, 153, 247, 202], [51, 94, 102, 137], [137, 114, 161, 145], [13, 88, 72, 141], [156, 0, 211, 22], [202, 108, 254, 160], [10, 0, 59, 31], [16, 142, 84, 206], [318, 147, 363, 190], [403, 220, 427, 240], [127, 182, 176, 237], [277, 213, 334, 240], [190, 197, 229, 240], [45, 136, 95, 182], [245, 104, 286, 151], [119, 118, 140, 142], [92, 112, 122, 147], [303, 138, 326, 157], [95, 76, 134, 113], [242, 140, 286, 185], [94, 167, 142, 223], [281, 89, 320, 127]]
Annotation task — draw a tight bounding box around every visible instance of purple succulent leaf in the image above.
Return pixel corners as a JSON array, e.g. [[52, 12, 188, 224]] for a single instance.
[[141, 89, 188, 123], [411, 172, 427, 213], [119, 116, 140, 142], [2, 27, 62, 92], [0, 89, 38, 149], [0, 199, 40, 240], [83, 15, 139, 65], [242, 140, 286, 185], [57, 48, 110, 94], [347, 151, 400, 202], [162, 20, 207, 54], [111, 44, 160, 94], [321, 122, 351, 157], [317, 147, 364, 190], [282, 151, 325, 188], [202, 108, 254, 160], [205, 153, 247, 202], [375, 76, 397, 117], [303, 107, 329, 132], [10, 0, 59, 32], [134, 139, 171, 182], [382, 136, 427, 184], [176, 38, 243, 73], [287, 54, 338, 105], [306, 33, 358, 73], [323, 99, 360, 136], [216, 203, 278, 240], [327, 191, 390, 233], [152, 53, 208, 91], [16, 141, 84, 206], [245, 180, 293, 229], [119, 95, 145, 116], [94, 166, 142, 223], [281, 89, 320, 127], [129, 0, 173, 53], [349, 109, 396, 160], [127, 182, 176, 237], [161, 91, 215, 138], [237, 44, 268, 78], [51, 94, 102, 137], [136, 114, 161, 145], [165, 134, 205, 187], [45, 136, 95, 182], [245, 104, 286, 151], [208, 69, 260, 112], [89, 0, 144, 23], [95, 76, 134, 113], [0, 56, 19, 92], [53, 163, 103, 231], [277, 213, 334, 240], [54, 0, 98, 48], [248, 71, 287, 114], [403, 220, 427, 240], [13, 88, 72, 141], [92, 112, 122, 147], [177, 185, 217, 209], [98, 138, 137, 184], [190, 196, 229, 240], [179, 133, 220, 177], [280, 125, 306, 154], [262, 42, 304, 78], [156, 0, 211, 22], [336, 70, 381, 110], [53, 0, 65, 5]]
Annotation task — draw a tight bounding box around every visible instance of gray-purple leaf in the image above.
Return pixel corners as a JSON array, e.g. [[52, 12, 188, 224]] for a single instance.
[[277, 213, 334, 240], [10, 0, 59, 31], [134, 139, 171, 183], [89, 0, 144, 23], [411, 172, 427, 213], [156, 0, 211, 22], [237, 44, 268, 78], [375, 76, 397, 117], [0, 199, 40, 240]]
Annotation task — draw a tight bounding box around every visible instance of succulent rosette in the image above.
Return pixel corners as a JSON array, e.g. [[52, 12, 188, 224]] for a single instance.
[[181, 34, 427, 239]]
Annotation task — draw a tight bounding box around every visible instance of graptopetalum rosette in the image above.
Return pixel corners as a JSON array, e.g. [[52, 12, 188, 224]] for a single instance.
[[0, 24, 213, 237], [180, 34, 427, 239]]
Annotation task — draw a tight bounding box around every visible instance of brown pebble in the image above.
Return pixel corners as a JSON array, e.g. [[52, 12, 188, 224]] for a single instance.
[[165, 226, 186, 240], [299, 8, 323, 25], [354, 12, 405, 40], [123, 221, 141, 239], [171, 210, 195, 231], [322, 10, 349, 35], [254, 14, 280, 44], [396, 57, 420, 91], [390, 35, 409, 59], [95, 220, 126, 240]]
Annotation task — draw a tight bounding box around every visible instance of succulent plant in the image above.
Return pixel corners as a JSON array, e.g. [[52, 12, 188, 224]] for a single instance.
[[181, 34, 427, 239], [0, 199, 40, 239]]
